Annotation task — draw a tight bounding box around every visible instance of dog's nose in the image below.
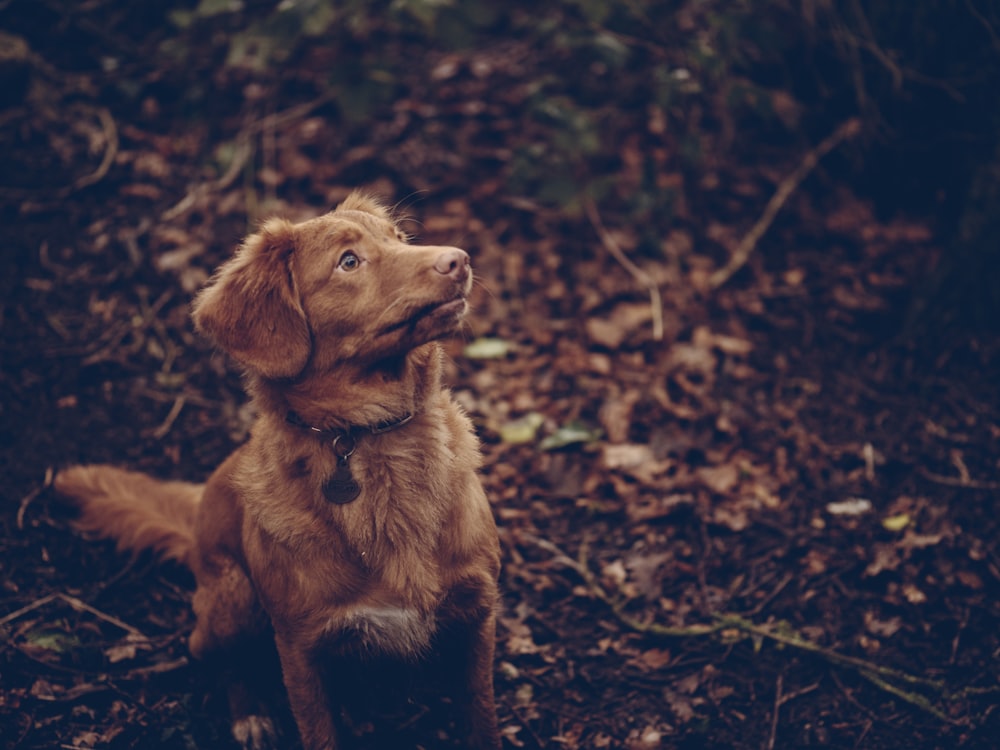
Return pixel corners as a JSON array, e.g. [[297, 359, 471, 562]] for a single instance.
[[433, 248, 470, 280]]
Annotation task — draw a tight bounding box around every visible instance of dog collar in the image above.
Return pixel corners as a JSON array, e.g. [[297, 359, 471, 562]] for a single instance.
[[285, 411, 414, 505], [285, 411, 413, 441], [285, 410, 415, 441]]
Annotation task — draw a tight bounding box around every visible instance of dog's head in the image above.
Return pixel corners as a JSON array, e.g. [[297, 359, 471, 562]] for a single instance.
[[192, 194, 472, 379]]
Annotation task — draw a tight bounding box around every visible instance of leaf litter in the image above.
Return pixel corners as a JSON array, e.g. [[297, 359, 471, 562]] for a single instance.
[[1, 3, 999, 749]]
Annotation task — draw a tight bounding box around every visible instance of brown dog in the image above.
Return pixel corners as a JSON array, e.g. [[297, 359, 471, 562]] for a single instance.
[[54, 194, 502, 750]]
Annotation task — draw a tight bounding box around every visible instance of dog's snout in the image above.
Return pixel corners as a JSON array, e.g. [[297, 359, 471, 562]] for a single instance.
[[433, 248, 470, 280]]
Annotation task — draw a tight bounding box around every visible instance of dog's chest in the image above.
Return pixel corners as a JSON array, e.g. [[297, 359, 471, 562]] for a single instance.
[[326, 604, 437, 658]]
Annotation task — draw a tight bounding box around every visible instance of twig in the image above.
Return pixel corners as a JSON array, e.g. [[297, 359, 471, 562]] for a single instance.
[[767, 673, 783, 750], [148, 394, 186, 440], [0, 105, 119, 199], [161, 91, 337, 222], [520, 533, 719, 637], [69, 106, 118, 193], [583, 197, 665, 341], [918, 467, 1000, 490], [0, 592, 145, 638], [967, 0, 1000, 54], [857, 667, 952, 723], [708, 118, 862, 290], [521, 532, 960, 723], [119, 655, 189, 678], [17, 466, 53, 530], [81, 288, 174, 366], [161, 136, 253, 221], [56, 593, 146, 638], [0, 593, 60, 627]]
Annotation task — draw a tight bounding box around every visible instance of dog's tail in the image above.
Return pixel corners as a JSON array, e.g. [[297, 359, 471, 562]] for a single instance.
[[54, 465, 203, 568]]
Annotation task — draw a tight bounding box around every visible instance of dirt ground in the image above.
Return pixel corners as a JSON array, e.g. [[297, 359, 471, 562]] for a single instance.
[[2, 3, 999, 749]]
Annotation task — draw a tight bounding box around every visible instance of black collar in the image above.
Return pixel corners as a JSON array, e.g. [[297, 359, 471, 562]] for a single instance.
[[285, 410, 415, 505], [285, 410, 415, 443]]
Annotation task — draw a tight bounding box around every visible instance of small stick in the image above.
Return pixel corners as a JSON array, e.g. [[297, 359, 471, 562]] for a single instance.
[[584, 197, 665, 341], [0, 592, 145, 639], [708, 118, 862, 290], [767, 673, 783, 750], [0, 593, 60, 627], [149, 394, 186, 440], [55, 593, 147, 638], [919, 467, 1000, 490], [521, 531, 958, 722], [17, 467, 53, 530], [69, 106, 119, 193]]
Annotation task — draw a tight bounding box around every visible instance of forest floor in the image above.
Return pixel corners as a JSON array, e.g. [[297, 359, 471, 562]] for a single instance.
[[2, 3, 999, 749]]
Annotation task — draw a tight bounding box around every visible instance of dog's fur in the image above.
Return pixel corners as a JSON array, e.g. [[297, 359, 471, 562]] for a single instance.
[[54, 194, 502, 750]]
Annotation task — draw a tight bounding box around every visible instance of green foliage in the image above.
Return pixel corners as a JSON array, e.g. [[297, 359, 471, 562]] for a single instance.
[[152, 0, 808, 214]]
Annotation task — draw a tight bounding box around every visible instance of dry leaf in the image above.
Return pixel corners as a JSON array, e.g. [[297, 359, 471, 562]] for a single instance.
[[697, 463, 740, 495], [586, 303, 652, 349]]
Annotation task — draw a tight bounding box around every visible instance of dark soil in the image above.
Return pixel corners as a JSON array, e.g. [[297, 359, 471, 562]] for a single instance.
[[2, 3, 999, 749]]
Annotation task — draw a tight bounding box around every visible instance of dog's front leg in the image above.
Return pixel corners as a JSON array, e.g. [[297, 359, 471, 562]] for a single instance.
[[457, 614, 502, 750], [274, 633, 341, 750]]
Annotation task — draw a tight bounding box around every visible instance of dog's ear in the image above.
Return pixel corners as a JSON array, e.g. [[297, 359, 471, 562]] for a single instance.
[[192, 218, 311, 379]]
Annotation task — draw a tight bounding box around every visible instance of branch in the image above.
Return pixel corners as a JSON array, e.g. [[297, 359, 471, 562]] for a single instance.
[[584, 197, 665, 342], [522, 531, 967, 724], [708, 118, 862, 290], [919, 467, 1000, 490]]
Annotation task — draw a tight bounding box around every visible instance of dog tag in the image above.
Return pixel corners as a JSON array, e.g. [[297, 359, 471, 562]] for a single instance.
[[322, 458, 361, 504]]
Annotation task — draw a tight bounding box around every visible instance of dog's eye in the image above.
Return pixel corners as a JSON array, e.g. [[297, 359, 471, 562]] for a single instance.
[[338, 251, 361, 271]]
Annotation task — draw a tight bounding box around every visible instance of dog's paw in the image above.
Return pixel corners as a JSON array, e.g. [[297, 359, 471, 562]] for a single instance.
[[231, 715, 279, 750]]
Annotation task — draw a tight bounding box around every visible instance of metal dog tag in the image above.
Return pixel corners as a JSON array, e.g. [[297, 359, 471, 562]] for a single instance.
[[322, 457, 361, 505]]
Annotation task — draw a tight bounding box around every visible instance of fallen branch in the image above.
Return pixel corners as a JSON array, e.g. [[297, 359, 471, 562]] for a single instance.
[[521, 532, 967, 724], [708, 118, 862, 290], [0, 592, 145, 638], [148, 394, 186, 440], [918, 467, 1000, 490], [68, 105, 118, 193], [162, 91, 337, 222], [0, 104, 119, 200], [584, 197, 665, 342]]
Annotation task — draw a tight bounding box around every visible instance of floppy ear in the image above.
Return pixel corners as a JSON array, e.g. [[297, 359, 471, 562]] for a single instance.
[[191, 218, 311, 379]]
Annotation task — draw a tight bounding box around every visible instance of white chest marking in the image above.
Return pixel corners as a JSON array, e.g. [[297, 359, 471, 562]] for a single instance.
[[327, 605, 437, 658]]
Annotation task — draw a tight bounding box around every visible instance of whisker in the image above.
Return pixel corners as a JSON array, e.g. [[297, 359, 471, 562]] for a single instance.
[[472, 278, 498, 303], [392, 190, 427, 216], [369, 294, 409, 330]]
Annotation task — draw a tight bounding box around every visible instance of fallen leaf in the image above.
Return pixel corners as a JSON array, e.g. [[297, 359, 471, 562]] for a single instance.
[[957, 570, 984, 590], [24, 629, 80, 654], [697, 463, 740, 495], [864, 544, 901, 576], [539, 422, 602, 451], [463, 337, 514, 359], [881, 513, 910, 532], [864, 610, 902, 637], [627, 647, 673, 671], [499, 413, 545, 444], [585, 302, 651, 349], [902, 584, 928, 604], [598, 390, 641, 444], [665, 343, 716, 374], [71, 732, 99, 749], [625, 552, 673, 600], [602, 443, 653, 470], [602, 559, 627, 588], [712, 504, 750, 532], [826, 497, 873, 516]]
